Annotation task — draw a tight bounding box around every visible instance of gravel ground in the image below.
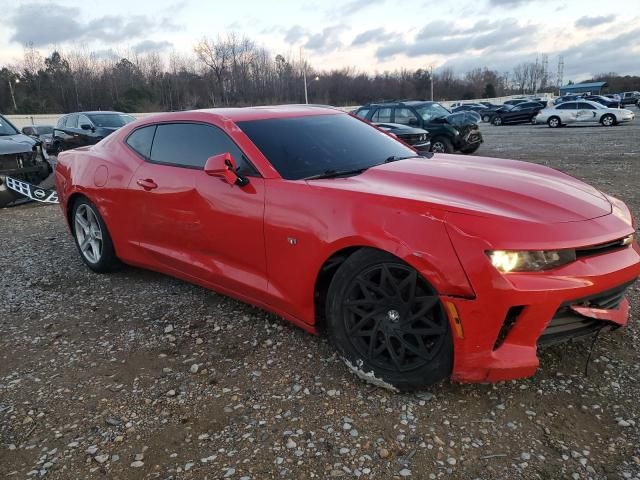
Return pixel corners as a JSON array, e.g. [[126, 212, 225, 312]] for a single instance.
[[1, 116, 640, 479]]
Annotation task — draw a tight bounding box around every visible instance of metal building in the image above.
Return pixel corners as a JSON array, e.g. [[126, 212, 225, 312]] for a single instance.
[[559, 81, 608, 95]]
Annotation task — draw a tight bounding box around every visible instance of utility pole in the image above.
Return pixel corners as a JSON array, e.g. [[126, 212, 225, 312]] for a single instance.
[[429, 65, 434, 101], [8, 78, 18, 112], [303, 67, 308, 104]]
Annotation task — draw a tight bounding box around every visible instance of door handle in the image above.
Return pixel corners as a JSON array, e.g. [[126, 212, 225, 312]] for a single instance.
[[136, 178, 158, 191]]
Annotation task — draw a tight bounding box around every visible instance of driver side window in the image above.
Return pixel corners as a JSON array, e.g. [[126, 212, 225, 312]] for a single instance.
[[394, 108, 420, 126], [78, 114, 92, 128], [149, 123, 258, 176]]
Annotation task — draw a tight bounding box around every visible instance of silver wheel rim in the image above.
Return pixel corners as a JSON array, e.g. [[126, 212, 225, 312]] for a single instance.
[[75, 204, 103, 263], [432, 142, 445, 153], [603, 116, 613, 126], [550, 118, 559, 127]]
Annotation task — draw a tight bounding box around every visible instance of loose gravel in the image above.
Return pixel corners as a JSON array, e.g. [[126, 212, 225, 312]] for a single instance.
[[1, 115, 640, 479]]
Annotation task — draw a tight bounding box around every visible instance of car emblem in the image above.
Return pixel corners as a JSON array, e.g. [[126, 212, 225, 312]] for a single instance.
[[34, 189, 46, 198]]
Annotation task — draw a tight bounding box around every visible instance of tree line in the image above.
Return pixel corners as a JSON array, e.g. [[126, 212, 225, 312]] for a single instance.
[[1, 35, 638, 114]]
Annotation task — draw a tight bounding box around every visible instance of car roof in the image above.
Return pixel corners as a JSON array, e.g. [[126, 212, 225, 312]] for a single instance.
[[361, 100, 436, 108], [135, 105, 344, 124]]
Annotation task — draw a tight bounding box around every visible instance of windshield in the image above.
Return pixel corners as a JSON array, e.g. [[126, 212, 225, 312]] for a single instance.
[[237, 114, 416, 180], [0, 115, 19, 136], [35, 126, 53, 135], [88, 113, 135, 128], [415, 103, 450, 121]]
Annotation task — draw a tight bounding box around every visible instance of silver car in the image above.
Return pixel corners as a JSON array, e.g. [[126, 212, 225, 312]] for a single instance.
[[534, 100, 635, 128]]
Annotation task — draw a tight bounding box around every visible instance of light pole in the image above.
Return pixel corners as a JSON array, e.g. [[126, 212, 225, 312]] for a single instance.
[[8, 77, 19, 112], [429, 65, 434, 101], [303, 72, 319, 104]]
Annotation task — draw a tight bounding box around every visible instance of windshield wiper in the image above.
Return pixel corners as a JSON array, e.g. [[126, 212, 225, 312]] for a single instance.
[[304, 168, 369, 180], [384, 155, 423, 163]]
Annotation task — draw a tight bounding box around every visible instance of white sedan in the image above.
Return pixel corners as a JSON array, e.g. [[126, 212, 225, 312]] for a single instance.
[[534, 100, 635, 128]]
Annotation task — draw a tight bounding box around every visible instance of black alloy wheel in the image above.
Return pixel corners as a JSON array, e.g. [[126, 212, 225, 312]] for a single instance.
[[327, 249, 453, 391]]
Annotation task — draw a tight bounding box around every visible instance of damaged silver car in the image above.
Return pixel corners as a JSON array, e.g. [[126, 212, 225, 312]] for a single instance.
[[0, 114, 52, 207]]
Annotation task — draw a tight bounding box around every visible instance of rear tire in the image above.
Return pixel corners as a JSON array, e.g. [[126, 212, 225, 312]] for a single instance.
[[71, 197, 120, 273], [547, 116, 561, 128], [601, 114, 616, 127], [430, 137, 454, 154], [326, 249, 453, 391], [492, 116, 503, 126]]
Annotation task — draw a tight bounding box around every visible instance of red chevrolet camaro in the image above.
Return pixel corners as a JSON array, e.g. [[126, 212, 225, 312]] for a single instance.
[[55, 106, 640, 391]]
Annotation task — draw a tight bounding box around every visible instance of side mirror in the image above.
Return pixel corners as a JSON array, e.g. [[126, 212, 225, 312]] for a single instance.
[[80, 123, 92, 131], [204, 152, 249, 186]]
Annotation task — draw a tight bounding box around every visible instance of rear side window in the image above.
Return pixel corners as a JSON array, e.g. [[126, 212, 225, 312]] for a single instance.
[[126, 126, 156, 159], [355, 108, 370, 119], [371, 108, 392, 122], [65, 115, 77, 128], [149, 123, 257, 176], [557, 103, 576, 110]]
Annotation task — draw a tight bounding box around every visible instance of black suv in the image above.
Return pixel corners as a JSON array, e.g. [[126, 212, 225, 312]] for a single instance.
[[355, 101, 483, 154], [52, 111, 135, 153]]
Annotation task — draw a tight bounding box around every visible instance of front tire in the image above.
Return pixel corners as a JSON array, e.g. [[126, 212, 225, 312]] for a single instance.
[[72, 198, 119, 273], [547, 116, 561, 128], [459, 143, 480, 155], [326, 249, 453, 391], [601, 114, 616, 127], [430, 137, 454, 154], [492, 116, 503, 126], [482, 114, 491, 123]]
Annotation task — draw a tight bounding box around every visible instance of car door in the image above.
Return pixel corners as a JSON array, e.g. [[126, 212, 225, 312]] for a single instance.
[[576, 102, 599, 123], [59, 114, 79, 150], [128, 122, 268, 298], [76, 114, 99, 147], [556, 102, 578, 123]]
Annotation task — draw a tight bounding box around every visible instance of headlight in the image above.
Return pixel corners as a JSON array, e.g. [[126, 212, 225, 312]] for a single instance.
[[420, 134, 426, 142], [487, 250, 576, 273]]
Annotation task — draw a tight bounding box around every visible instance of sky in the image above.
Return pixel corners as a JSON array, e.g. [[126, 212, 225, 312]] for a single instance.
[[1, 0, 639, 81]]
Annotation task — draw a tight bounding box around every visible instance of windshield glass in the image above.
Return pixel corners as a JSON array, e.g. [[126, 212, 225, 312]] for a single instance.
[[35, 126, 53, 135], [415, 103, 450, 121], [0, 115, 19, 135], [88, 113, 135, 128], [237, 114, 416, 180]]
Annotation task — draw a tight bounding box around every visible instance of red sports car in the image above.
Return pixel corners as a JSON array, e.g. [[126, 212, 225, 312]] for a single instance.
[[54, 106, 640, 391]]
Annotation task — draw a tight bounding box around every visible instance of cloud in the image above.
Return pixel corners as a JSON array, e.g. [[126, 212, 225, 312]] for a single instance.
[[284, 25, 307, 44], [305, 26, 348, 53], [376, 18, 540, 60], [351, 28, 394, 46], [9, 2, 180, 47], [133, 40, 173, 53], [575, 15, 616, 29], [487, 0, 537, 5], [340, 0, 386, 15]]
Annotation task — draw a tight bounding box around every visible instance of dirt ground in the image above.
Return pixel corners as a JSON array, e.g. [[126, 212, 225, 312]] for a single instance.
[[1, 115, 640, 479]]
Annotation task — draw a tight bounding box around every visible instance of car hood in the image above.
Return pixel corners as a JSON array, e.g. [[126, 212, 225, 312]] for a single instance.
[[311, 156, 612, 223], [0, 134, 37, 155]]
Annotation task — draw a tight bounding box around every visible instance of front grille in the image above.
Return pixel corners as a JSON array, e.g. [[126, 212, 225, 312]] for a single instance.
[[537, 279, 636, 346], [538, 311, 608, 346], [0, 152, 34, 173], [399, 134, 428, 145], [575, 237, 631, 259], [582, 281, 634, 310]]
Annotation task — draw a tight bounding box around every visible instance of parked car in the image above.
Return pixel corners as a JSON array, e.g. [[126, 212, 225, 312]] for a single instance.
[[583, 95, 621, 109], [451, 104, 488, 115], [604, 93, 622, 102], [489, 102, 545, 126], [52, 111, 135, 153], [374, 123, 431, 154], [619, 91, 640, 106], [0, 114, 52, 207], [503, 99, 528, 106], [22, 124, 55, 154], [534, 100, 635, 127], [554, 95, 581, 105], [55, 106, 640, 391], [355, 101, 483, 154]]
